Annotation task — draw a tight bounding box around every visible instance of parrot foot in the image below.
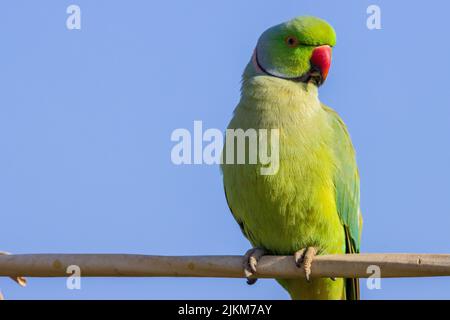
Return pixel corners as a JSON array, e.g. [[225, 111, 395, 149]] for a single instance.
[[0, 251, 27, 288], [294, 247, 317, 282], [243, 247, 266, 285]]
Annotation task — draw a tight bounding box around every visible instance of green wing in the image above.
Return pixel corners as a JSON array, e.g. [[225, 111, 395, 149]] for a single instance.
[[323, 104, 362, 300], [223, 186, 258, 246]]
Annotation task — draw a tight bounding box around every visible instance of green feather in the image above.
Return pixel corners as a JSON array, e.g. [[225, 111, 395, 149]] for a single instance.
[[323, 104, 362, 252], [323, 104, 362, 300]]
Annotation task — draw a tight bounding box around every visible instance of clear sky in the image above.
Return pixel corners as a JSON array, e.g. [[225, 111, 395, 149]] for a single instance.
[[1, 0, 450, 299]]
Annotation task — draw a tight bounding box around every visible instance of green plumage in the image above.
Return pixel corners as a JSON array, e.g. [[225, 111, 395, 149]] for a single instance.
[[221, 16, 362, 300]]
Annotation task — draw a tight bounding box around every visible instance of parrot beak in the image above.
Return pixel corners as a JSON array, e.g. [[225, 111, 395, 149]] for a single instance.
[[310, 45, 332, 85]]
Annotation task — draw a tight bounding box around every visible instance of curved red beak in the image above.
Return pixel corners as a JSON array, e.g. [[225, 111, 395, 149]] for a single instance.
[[310, 45, 332, 82]]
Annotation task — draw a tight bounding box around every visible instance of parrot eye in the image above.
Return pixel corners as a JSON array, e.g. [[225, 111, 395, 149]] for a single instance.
[[285, 36, 299, 48]]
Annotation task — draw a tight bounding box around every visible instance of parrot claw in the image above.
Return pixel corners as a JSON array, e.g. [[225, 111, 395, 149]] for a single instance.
[[294, 247, 317, 282], [243, 247, 266, 285]]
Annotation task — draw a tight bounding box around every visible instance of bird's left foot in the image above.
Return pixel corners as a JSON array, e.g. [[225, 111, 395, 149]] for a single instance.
[[243, 247, 266, 285], [294, 247, 317, 282]]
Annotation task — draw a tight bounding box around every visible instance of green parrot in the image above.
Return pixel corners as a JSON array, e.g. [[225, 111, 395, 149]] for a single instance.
[[221, 16, 362, 300]]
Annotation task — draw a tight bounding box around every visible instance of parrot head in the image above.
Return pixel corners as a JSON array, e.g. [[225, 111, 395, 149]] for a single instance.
[[250, 16, 336, 86]]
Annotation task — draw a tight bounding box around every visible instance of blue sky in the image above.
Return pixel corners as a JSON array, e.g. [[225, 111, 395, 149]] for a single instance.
[[1, 0, 450, 299]]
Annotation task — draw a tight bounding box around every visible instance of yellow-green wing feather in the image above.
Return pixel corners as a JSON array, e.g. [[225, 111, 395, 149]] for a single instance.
[[323, 104, 362, 300]]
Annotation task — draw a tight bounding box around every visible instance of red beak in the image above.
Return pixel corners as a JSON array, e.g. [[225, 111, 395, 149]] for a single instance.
[[310, 45, 332, 82]]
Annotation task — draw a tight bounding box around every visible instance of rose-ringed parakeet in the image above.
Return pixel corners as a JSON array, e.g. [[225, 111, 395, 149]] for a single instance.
[[221, 16, 362, 300]]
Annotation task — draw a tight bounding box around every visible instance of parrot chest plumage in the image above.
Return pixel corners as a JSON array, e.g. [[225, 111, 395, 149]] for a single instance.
[[222, 76, 345, 256]]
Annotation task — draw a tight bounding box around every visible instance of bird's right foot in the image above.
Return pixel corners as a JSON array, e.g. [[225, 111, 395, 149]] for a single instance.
[[294, 247, 317, 282], [243, 247, 266, 285]]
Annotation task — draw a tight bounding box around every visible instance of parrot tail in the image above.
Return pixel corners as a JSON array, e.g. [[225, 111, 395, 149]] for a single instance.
[[344, 226, 360, 300], [345, 277, 360, 300]]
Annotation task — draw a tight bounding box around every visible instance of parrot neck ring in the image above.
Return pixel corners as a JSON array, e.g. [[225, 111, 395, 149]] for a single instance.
[[252, 48, 327, 87]]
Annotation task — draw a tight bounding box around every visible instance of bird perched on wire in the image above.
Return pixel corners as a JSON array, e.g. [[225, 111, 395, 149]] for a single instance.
[[221, 16, 362, 300]]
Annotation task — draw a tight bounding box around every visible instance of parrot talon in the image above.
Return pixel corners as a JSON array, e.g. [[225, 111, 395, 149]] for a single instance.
[[294, 248, 307, 267], [243, 247, 266, 285], [294, 247, 317, 282]]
